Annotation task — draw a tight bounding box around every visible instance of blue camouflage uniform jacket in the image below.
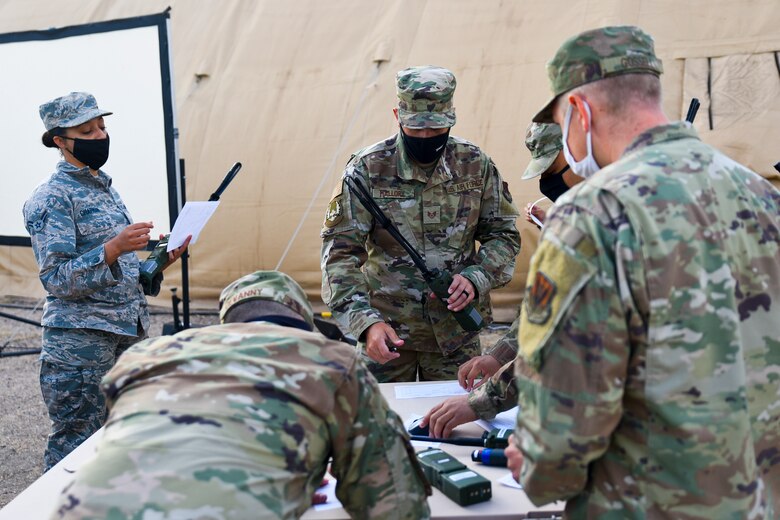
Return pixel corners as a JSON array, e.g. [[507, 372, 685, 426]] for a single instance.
[[23, 161, 149, 340]]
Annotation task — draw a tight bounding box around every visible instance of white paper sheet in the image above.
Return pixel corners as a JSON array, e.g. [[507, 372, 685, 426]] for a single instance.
[[394, 381, 468, 399], [498, 472, 523, 489], [167, 201, 220, 251], [474, 406, 519, 431]]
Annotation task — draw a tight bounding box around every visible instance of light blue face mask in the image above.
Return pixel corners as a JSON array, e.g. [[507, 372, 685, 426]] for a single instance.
[[562, 101, 600, 178]]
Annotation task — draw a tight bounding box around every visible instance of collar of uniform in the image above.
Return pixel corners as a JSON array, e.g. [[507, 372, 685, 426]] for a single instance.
[[622, 121, 698, 157], [395, 132, 453, 187], [56, 160, 112, 188]]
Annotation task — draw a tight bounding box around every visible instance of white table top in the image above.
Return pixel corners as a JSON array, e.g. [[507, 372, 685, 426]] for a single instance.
[[0, 381, 563, 520]]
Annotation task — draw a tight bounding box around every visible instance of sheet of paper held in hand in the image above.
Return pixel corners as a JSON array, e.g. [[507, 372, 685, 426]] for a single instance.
[[167, 201, 220, 251]]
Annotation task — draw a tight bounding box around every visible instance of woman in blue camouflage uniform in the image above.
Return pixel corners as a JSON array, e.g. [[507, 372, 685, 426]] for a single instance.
[[23, 92, 188, 470]]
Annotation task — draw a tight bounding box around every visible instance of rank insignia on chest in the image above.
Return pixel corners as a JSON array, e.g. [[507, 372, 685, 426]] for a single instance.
[[424, 206, 441, 224], [526, 271, 556, 324], [324, 197, 344, 228]]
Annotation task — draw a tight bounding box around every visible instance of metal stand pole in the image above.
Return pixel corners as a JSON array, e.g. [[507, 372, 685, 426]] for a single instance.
[[180, 158, 191, 330]]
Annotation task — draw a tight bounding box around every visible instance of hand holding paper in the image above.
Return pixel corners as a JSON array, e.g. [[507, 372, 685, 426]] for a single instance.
[[167, 201, 220, 251]]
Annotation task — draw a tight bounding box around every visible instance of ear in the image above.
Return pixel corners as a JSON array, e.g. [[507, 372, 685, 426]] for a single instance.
[[567, 93, 591, 133], [52, 135, 67, 151], [392, 107, 399, 124]]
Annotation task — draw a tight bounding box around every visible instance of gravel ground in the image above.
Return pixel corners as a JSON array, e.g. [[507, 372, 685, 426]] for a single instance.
[[0, 297, 220, 508], [0, 297, 508, 509]]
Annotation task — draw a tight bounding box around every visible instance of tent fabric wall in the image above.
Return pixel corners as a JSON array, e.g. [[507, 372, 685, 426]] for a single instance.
[[1, 0, 779, 320]]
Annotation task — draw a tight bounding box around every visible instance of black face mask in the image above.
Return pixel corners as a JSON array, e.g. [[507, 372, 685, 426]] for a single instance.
[[400, 126, 450, 165], [538, 165, 571, 202], [61, 134, 110, 170]]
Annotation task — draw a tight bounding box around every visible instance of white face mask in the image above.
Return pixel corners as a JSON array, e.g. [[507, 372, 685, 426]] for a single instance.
[[562, 100, 600, 178]]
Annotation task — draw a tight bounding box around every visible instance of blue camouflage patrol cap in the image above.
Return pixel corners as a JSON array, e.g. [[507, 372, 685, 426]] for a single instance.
[[396, 66, 457, 129], [39, 92, 113, 131], [219, 270, 315, 328]]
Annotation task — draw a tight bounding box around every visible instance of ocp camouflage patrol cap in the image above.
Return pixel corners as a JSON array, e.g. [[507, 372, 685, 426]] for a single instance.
[[219, 270, 315, 328], [522, 123, 562, 180], [39, 92, 113, 131], [533, 26, 663, 123], [396, 66, 456, 129]]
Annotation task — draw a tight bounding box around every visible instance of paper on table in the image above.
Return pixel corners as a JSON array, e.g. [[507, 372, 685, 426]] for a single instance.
[[394, 381, 467, 400], [474, 406, 519, 431], [498, 472, 523, 489], [167, 201, 220, 251]]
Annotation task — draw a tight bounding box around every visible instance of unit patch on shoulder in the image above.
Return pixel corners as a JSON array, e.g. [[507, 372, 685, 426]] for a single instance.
[[324, 197, 343, 228], [526, 271, 556, 324], [323, 182, 346, 228]]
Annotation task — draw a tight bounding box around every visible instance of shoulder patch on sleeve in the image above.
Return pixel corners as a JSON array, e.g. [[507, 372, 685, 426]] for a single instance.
[[26, 207, 50, 234], [520, 236, 596, 369], [526, 271, 556, 324], [322, 182, 346, 229]]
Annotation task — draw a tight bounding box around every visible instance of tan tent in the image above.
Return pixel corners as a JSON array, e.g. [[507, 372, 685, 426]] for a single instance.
[[2, 0, 779, 320]]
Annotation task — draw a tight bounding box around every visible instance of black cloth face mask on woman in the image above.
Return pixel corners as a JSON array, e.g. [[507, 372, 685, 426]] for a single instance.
[[61, 134, 110, 170], [538, 164, 571, 202]]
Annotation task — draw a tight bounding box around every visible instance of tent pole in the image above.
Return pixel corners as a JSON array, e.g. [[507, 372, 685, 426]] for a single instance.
[[179, 158, 191, 330]]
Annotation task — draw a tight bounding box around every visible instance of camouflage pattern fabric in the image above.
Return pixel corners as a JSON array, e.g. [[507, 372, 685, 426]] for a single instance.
[[468, 318, 520, 420], [468, 359, 517, 421], [361, 340, 480, 383], [534, 26, 663, 123], [514, 122, 780, 518], [522, 123, 563, 180], [23, 160, 150, 337], [39, 91, 112, 131], [219, 270, 315, 328], [40, 326, 143, 470], [321, 133, 521, 373], [50, 322, 432, 520], [396, 66, 456, 129], [483, 316, 520, 366]]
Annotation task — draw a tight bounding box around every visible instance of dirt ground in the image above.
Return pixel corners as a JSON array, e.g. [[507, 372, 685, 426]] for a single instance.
[[0, 298, 220, 508], [0, 296, 509, 509]]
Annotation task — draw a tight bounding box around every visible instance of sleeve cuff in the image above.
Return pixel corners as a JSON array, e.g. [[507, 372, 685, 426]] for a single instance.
[[484, 338, 518, 366], [89, 244, 120, 285], [349, 314, 385, 341], [460, 266, 492, 305], [468, 385, 498, 421]]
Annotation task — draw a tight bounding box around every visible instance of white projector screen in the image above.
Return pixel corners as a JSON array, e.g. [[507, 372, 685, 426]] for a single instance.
[[0, 11, 179, 246]]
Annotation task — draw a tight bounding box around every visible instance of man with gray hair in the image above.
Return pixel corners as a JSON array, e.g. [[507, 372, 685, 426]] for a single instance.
[[505, 26, 780, 518]]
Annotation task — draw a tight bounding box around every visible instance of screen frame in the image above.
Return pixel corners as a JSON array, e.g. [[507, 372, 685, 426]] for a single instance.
[[0, 10, 180, 246]]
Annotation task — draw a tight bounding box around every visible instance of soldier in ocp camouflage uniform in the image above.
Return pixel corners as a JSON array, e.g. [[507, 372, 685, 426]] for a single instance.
[[505, 26, 780, 518], [422, 125, 577, 438], [321, 65, 521, 383], [23, 92, 187, 471], [50, 270, 431, 520], [521, 122, 582, 226]]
